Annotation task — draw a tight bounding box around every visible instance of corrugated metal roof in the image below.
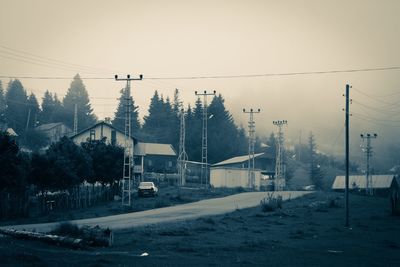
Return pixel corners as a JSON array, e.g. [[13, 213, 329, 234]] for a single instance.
[[135, 142, 176, 156], [212, 153, 264, 167], [332, 175, 395, 189], [35, 122, 65, 131]]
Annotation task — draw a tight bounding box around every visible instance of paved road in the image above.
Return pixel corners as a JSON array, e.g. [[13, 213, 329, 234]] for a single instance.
[[1, 191, 311, 233]]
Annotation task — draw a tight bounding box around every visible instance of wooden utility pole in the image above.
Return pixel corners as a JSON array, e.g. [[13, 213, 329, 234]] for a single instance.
[[345, 84, 350, 227]]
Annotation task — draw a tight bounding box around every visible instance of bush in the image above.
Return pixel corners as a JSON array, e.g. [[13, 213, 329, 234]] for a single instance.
[[260, 193, 283, 212], [52, 222, 83, 237]]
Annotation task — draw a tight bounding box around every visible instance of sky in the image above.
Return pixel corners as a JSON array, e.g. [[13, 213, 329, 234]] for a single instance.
[[1, 0, 400, 163]]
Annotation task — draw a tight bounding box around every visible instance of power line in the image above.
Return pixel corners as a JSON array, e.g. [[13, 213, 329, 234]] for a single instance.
[[145, 66, 400, 80], [1, 66, 400, 81]]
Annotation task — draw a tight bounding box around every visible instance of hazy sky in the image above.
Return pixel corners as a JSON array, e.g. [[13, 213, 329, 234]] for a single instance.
[[1, 0, 400, 160]]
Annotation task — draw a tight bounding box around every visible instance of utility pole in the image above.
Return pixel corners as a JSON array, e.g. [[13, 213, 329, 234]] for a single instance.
[[344, 84, 350, 227], [273, 120, 287, 191], [177, 108, 188, 186], [195, 90, 216, 189], [243, 108, 261, 189], [360, 133, 377, 196], [115, 74, 143, 206], [73, 103, 78, 135]]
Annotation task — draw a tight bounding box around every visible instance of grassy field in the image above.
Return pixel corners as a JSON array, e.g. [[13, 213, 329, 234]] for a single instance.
[[1, 191, 399, 267]]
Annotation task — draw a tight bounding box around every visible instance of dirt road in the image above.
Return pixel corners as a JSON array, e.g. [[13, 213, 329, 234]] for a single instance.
[[1, 191, 310, 232]]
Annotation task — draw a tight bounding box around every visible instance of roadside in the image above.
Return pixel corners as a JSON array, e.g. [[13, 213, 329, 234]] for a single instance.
[[1, 191, 310, 232], [0, 186, 247, 227], [1, 192, 399, 267]]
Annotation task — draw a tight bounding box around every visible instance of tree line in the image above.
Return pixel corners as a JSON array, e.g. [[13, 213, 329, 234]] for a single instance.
[[0, 75, 249, 164]]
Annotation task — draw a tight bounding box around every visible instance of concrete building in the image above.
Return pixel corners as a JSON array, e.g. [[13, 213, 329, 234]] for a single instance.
[[210, 153, 274, 190]]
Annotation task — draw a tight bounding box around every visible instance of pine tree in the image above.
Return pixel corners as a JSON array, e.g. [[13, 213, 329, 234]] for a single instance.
[[5, 79, 29, 134], [142, 91, 164, 142], [308, 132, 324, 189], [63, 74, 97, 131], [27, 93, 40, 128], [207, 94, 241, 163], [186, 98, 203, 162], [40, 90, 65, 125], [112, 86, 141, 134]]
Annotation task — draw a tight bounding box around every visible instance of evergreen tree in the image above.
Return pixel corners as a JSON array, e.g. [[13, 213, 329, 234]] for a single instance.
[[112, 86, 141, 134], [5, 80, 29, 134], [63, 74, 96, 131], [142, 90, 164, 142], [186, 98, 203, 162], [207, 94, 242, 163], [308, 132, 324, 189], [40, 91, 65, 125], [27, 93, 40, 128], [0, 81, 6, 123]]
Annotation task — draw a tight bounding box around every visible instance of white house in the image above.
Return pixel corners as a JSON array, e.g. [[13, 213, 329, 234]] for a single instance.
[[70, 121, 177, 180], [70, 121, 137, 155]]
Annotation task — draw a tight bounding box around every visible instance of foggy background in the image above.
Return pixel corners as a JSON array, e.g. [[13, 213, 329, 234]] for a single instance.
[[1, 0, 399, 168]]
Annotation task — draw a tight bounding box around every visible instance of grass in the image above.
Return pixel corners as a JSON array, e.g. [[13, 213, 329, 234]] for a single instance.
[[260, 192, 283, 212]]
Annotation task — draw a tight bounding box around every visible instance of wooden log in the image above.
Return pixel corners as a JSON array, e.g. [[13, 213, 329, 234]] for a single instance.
[[0, 228, 83, 248]]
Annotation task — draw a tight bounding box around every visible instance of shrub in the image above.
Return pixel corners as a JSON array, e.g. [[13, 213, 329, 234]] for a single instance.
[[260, 193, 283, 212]]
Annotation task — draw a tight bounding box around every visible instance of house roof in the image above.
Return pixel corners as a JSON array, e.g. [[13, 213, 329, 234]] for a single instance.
[[69, 121, 139, 142], [212, 153, 265, 167], [135, 142, 176, 156], [332, 175, 395, 190], [35, 122, 67, 131]]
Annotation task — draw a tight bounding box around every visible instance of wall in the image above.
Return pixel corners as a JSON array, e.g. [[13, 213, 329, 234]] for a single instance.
[[210, 167, 261, 190], [72, 124, 135, 156]]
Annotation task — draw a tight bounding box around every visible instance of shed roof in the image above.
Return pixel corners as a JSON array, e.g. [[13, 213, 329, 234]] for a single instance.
[[135, 142, 176, 156], [36, 122, 66, 131], [212, 153, 264, 167], [332, 175, 395, 190]]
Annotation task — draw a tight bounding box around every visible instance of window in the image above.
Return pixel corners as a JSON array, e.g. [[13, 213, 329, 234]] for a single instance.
[[168, 161, 173, 167], [89, 129, 96, 140], [148, 160, 152, 166]]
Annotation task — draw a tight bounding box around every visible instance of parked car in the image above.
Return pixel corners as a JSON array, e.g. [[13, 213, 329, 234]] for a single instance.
[[138, 182, 158, 197]]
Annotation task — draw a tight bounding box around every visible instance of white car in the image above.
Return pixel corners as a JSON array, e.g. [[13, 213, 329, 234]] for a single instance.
[[138, 182, 158, 197]]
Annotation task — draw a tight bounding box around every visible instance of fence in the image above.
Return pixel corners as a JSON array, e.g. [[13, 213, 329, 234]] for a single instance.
[[0, 184, 119, 220]]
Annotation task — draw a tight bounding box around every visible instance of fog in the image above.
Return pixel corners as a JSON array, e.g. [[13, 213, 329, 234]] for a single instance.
[[1, 0, 399, 166]]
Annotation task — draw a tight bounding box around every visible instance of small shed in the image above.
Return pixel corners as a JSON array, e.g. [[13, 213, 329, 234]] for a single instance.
[[210, 167, 261, 190], [332, 175, 396, 196]]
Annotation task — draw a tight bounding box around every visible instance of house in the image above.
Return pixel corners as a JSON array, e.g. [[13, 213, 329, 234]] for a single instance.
[[332, 175, 396, 196], [70, 121, 137, 152], [35, 122, 72, 144], [210, 152, 275, 190], [134, 142, 177, 175], [70, 121, 177, 180]]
